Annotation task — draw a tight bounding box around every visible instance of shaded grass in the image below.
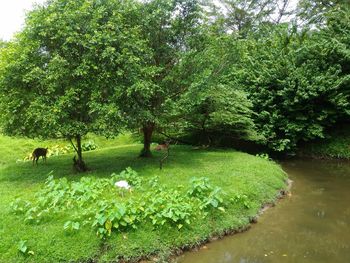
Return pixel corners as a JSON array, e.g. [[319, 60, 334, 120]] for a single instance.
[[0, 132, 136, 167], [0, 134, 287, 262]]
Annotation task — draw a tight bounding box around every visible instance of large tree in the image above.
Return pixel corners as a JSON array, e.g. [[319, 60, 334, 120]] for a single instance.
[[238, 13, 350, 152], [113, 0, 203, 157], [0, 0, 145, 170], [173, 31, 258, 145]]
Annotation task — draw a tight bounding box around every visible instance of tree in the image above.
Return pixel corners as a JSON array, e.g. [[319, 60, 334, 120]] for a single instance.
[[238, 16, 350, 152], [211, 0, 295, 36], [174, 32, 258, 145], [297, 0, 350, 27], [114, 0, 203, 157], [0, 0, 145, 170]]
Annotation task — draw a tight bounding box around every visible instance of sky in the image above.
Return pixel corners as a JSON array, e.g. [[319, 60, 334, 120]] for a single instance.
[[0, 0, 46, 41], [0, 0, 298, 41]]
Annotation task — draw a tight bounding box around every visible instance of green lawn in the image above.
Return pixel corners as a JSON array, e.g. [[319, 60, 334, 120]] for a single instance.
[[0, 134, 287, 262]]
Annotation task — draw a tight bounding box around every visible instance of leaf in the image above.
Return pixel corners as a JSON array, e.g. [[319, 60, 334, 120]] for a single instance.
[[210, 199, 219, 208], [63, 221, 71, 230], [17, 240, 27, 254], [72, 222, 80, 230], [218, 207, 225, 212], [97, 215, 107, 225], [105, 220, 112, 236]]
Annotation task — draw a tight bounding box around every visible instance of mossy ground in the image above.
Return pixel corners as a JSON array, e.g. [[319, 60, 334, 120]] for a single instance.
[[0, 134, 287, 262]]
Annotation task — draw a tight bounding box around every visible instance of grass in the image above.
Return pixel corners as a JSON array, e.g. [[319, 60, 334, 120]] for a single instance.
[[299, 125, 350, 159], [0, 134, 287, 262]]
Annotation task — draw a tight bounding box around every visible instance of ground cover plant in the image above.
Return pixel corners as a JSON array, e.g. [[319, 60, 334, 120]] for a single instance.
[[0, 135, 287, 262]]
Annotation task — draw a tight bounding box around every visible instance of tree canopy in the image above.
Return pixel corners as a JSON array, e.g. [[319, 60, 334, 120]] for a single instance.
[[0, 0, 349, 164], [0, 0, 146, 170], [113, 0, 204, 157]]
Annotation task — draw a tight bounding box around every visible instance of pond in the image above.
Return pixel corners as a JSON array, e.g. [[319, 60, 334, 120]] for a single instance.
[[176, 159, 350, 263]]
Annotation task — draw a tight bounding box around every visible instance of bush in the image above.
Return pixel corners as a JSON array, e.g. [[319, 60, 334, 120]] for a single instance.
[[81, 140, 98, 151]]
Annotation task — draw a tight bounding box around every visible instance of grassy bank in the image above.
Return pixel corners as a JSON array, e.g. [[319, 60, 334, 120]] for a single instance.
[[298, 125, 350, 160], [0, 134, 287, 262]]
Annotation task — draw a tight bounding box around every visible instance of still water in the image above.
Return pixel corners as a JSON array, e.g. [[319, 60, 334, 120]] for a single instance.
[[176, 160, 350, 263]]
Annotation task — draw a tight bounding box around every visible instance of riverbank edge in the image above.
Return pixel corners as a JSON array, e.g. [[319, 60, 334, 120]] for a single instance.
[[108, 178, 292, 263], [296, 150, 350, 161], [168, 178, 293, 262], [296, 127, 350, 160]]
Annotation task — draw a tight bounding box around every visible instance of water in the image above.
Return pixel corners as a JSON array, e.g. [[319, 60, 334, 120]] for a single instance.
[[176, 159, 350, 263]]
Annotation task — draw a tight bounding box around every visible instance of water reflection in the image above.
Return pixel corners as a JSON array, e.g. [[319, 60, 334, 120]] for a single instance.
[[176, 160, 350, 263]]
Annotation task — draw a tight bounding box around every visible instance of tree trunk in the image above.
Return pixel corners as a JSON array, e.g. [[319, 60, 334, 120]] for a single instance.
[[140, 123, 155, 157], [72, 135, 88, 172]]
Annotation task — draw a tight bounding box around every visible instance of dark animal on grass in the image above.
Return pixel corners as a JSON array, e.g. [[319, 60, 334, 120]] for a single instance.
[[32, 148, 48, 165]]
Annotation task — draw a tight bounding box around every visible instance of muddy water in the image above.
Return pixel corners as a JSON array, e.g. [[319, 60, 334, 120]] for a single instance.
[[176, 160, 350, 263]]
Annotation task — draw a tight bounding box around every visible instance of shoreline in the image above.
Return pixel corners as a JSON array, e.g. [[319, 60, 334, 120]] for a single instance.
[[122, 179, 293, 263], [0, 142, 288, 263], [170, 179, 293, 262]]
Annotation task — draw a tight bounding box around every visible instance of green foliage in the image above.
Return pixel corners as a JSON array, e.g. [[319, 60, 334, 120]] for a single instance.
[[297, 0, 350, 26], [216, 0, 279, 35], [10, 199, 31, 215], [11, 170, 231, 239], [1, 141, 287, 262], [47, 145, 72, 156], [237, 18, 350, 151], [111, 0, 204, 155], [171, 33, 259, 145], [300, 124, 350, 159], [111, 167, 142, 189], [0, 39, 7, 49], [17, 240, 28, 254], [187, 177, 213, 198], [92, 201, 140, 237], [255, 153, 270, 160], [17, 240, 34, 256], [63, 221, 81, 232], [230, 193, 251, 209], [81, 140, 97, 152], [144, 189, 193, 229], [0, 0, 147, 167], [187, 177, 225, 211]]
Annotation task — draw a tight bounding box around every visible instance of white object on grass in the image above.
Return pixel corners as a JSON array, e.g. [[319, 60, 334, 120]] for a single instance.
[[115, 180, 130, 190]]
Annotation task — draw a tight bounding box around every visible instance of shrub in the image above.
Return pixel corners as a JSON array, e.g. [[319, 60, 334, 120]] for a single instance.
[[81, 140, 98, 151]]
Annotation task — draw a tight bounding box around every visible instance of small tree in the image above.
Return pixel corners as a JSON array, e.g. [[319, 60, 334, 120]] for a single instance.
[[0, 0, 144, 170], [175, 32, 258, 145]]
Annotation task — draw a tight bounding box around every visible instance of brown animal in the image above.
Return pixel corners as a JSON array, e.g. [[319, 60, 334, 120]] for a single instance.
[[32, 148, 48, 165], [154, 142, 169, 151]]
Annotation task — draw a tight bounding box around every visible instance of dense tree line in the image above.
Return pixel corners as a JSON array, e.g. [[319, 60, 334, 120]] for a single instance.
[[0, 0, 349, 170]]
